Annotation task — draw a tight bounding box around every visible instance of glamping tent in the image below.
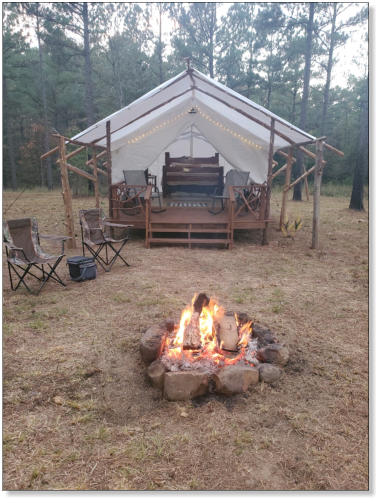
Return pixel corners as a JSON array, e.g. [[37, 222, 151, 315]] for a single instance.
[[71, 68, 316, 187], [42, 66, 342, 249]]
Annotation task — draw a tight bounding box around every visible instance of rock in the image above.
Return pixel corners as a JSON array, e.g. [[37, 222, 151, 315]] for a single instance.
[[213, 365, 259, 395], [257, 344, 289, 366], [140, 326, 167, 364], [252, 324, 278, 347], [163, 371, 209, 401], [258, 363, 283, 383], [147, 360, 166, 389]]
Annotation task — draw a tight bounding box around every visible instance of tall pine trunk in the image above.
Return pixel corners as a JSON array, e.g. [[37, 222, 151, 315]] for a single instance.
[[36, 9, 53, 189], [3, 76, 17, 190], [321, 3, 337, 134], [293, 2, 314, 201], [83, 3, 95, 126], [158, 3, 164, 83], [349, 79, 368, 211]]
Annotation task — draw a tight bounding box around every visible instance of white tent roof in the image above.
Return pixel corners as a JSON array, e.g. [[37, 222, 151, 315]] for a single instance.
[[72, 69, 316, 184]]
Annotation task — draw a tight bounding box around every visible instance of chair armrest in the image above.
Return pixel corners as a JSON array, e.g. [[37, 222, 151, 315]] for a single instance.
[[4, 243, 23, 251], [39, 234, 71, 241]]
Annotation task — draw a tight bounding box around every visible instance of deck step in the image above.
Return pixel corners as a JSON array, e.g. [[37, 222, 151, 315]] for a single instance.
[[150, 226, 229, 233], [149, 238, 230, 245]]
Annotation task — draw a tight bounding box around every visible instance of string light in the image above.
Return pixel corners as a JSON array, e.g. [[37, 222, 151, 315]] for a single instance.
[[126, 105, 263, 151]]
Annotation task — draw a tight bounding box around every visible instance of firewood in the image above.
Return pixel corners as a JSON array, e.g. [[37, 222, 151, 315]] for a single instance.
[[182, 293, 209, 350], [183, 312, 201, 350], [193, 293, 209, 313], [218, 315, 239, 352]]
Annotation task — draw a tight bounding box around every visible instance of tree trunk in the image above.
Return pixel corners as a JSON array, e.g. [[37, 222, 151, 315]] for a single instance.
[[293, 2, 314, 201], [158, 3, 164, 83], [36, 10, 53, 189], [321, 3, 337, 135], [208, 3, 216, 78], [83, 3, 95, 126], [349, 82, 368, 211], [3, 76, 17, 190]]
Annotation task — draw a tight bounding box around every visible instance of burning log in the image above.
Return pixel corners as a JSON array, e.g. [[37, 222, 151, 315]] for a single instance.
[[217, 315, 239, 352], [182, 293, 209, 350]]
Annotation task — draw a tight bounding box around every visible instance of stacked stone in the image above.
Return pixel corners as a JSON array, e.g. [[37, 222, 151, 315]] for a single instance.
[[139, 317, 289, 401]]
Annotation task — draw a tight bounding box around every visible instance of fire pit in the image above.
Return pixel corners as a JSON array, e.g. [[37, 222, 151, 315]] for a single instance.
[[140, 293, 289, 401]]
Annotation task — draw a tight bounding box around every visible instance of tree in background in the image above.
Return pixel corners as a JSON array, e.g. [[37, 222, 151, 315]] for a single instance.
[[169, 3, 219, 77], [349, 76, 368, 211], [293, 2, 315, 201], [2, 2, 368, 197]]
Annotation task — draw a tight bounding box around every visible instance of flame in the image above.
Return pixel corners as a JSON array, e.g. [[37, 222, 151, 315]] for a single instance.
[[161, 295, 255, 372]]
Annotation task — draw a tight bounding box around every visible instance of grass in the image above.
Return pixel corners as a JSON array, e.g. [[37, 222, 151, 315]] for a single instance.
[[2, 189, 369, 491]]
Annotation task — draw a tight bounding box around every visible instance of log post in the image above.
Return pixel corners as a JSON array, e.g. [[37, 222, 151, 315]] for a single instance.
[[279, 147, 294, 230], [92, 146, 100, 208], [106, 120, 112, 217], [303, 163, 310, 201], [262, 117, 275, 245], [312, 140, 324, 249], [58, 135, 76, 248]]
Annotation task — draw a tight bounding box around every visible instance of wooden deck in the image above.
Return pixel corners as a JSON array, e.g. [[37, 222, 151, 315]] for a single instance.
[[109, 186, 269, 248]]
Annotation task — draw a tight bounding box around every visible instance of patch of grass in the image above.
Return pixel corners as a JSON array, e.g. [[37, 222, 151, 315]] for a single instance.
[[112, 293, 132, 303], [269, 287, 286, 314], [28, 319, 48, 332]]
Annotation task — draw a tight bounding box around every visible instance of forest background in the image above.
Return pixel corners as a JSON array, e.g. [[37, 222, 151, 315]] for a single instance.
[[2, 2, 369, 205]]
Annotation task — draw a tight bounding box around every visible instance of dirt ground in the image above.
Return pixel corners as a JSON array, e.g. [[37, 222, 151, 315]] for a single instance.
[[2, 189, 368, 491]]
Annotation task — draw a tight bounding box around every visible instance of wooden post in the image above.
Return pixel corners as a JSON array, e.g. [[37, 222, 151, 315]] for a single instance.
[[303, 163, 310, 201], [58, 135, 76, 248], [279, 147, 294, 230], [92, 146, 100, 208], [312, 140, 324, 249], [262, 118, 275, 245], [106, 120, 112, 217]]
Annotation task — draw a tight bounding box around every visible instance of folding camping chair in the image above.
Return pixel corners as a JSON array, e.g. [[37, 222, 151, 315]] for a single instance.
[[123, 169, 164, 212], [209, 169, 250, 214], [3, 217, 67, 295], [79, 208, 132, 272]]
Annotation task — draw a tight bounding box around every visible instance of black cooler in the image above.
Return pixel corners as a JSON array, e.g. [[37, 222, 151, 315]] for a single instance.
[[67, 256, 97, 282]]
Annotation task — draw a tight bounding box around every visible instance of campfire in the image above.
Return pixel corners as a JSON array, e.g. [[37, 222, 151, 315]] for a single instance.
[[140, 293, 289, 401], [161, 293, 258, 373]]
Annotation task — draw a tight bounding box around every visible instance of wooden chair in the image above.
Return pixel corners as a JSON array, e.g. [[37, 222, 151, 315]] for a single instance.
[[3, 217, 67, 295], [79, 209, 132, 272], [209, 169, 250, 214]]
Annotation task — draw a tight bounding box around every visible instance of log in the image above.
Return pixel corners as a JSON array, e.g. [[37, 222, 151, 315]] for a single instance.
[[218, 315, 239, 352], [183, 312, 202, 350], [40, 145, 59, 160], [182, 293, 210, 350]]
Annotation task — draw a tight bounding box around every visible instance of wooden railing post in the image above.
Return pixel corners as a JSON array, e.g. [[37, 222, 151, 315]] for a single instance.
[[144, 185, 152, 248], [262, 117, 275, 245], [106, 120, 112, 217], [58, 135, 76, 248], [312, 140, 324, 249], [279, 147, 294, 230], [92, 146, 100, 208]]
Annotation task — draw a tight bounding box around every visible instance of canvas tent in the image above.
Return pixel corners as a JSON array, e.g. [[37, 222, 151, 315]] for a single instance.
[[42, 66, 343, 250], [71, 68, 317, 187]]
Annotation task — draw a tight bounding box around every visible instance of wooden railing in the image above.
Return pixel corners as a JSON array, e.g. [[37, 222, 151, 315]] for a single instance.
[[110, 182, 152, 222], [228, 183, 269, 221]]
